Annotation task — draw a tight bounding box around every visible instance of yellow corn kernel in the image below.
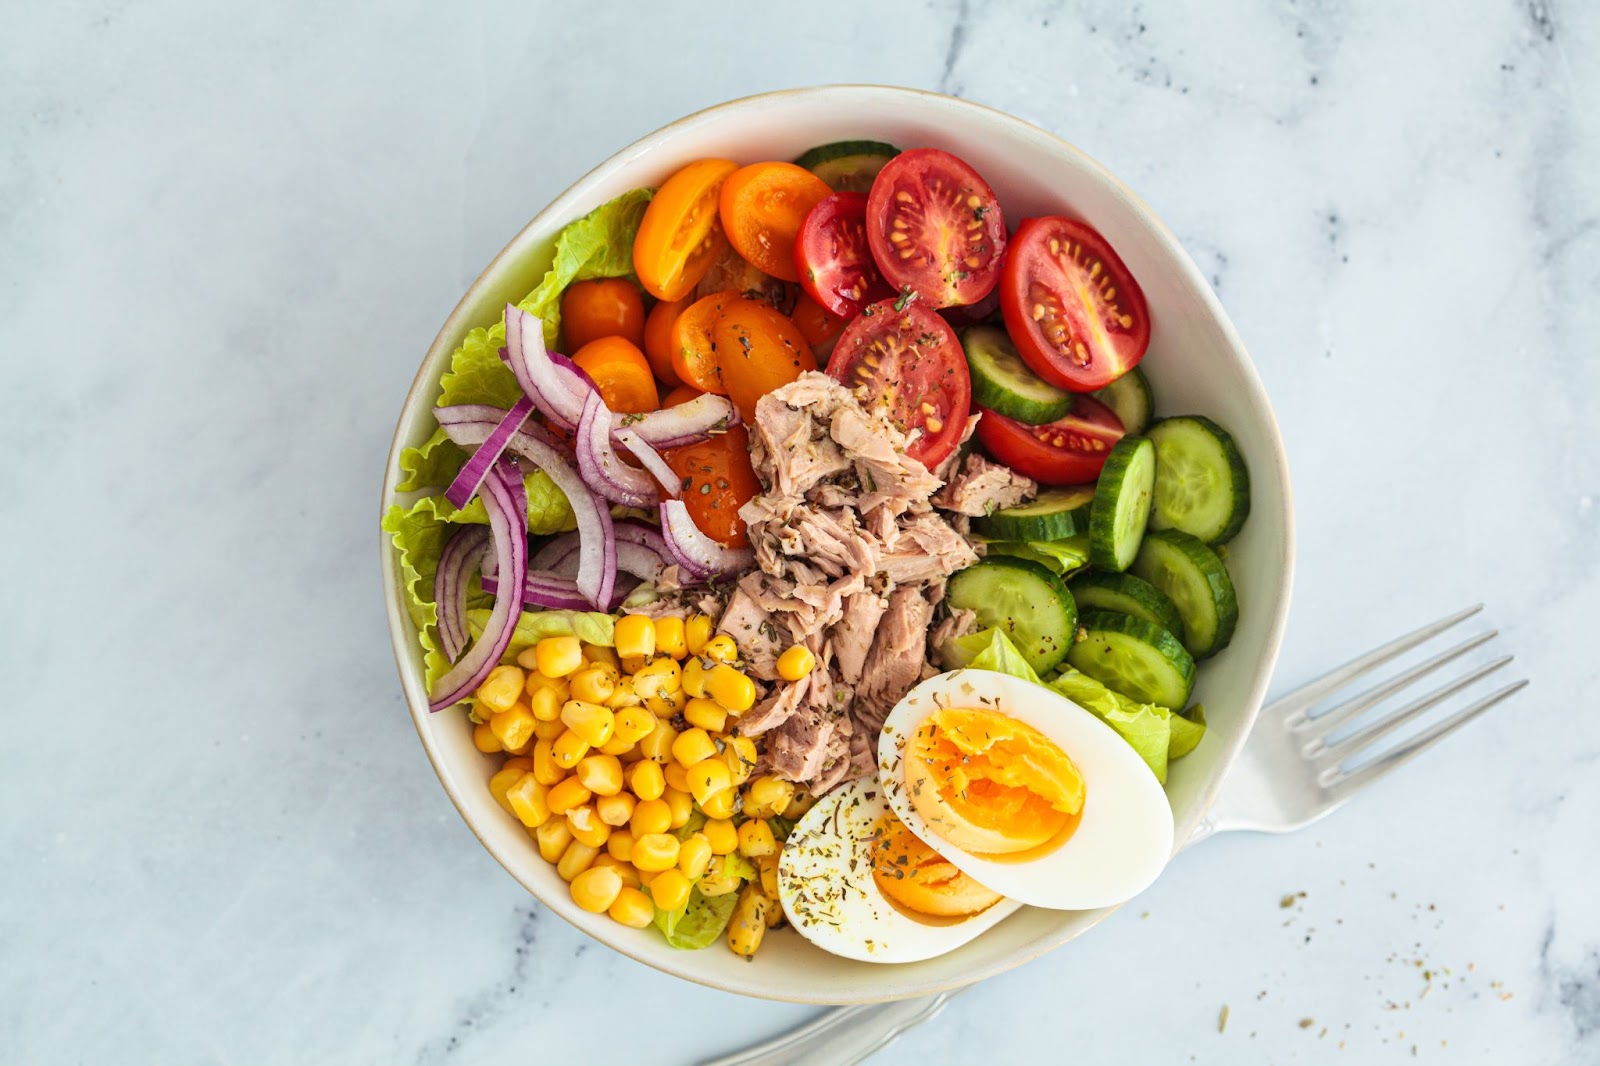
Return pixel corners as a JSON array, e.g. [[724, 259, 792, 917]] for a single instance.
[[619, 745, 646, 765], [687, 758, 732, 806], [505, 774, 551, 829], [743, 775, 796, 820], [704, 818, 738, 855], [523, 669, 571, 702], [570, 864, 623, 913], [546, 776, 592, 816], [575, 753, 624, 797], [639, 720, 679, 764], [532, 739, 565, 786], [681, 656, 709, 699], [535, 819, 573, 863], [721, 736, 758, 787], [628, 760, 665, 802], [727, 885, 770, 956], [597, 733, 635, 757], [552, 729, 590, 769], [475, 664, 527, 714], [646, 688, 688, 719], [605, 685, 644, 711], [703, 633, 739, 664], [591, 853, 641, 889], [472, 721, 503, 753], [605, 831, 635, 863], [677, 833, 714, 880], [596, 791, 636, 827], [566, 804, 611, 849], [560, 700, 615, 748], [488, 766, 525, 815], [581, 643, 621, 671], [528, 684, 563, 723], [683, 697, 728, 734], [681, 613, 711, 655], [671, 728, 718, 769], [697, 855, 743, 896], [632, 657, 683, 701], [632, 832, 681, 873], [556, 839, 600, 882], [569, 666, 616, 705], [620, 654, 649, 675], [653, 616, 688, 659], [697, 787, 736, 820], [613, 614, 656, 660], [776, 644, 817, 682], [531, 715, 567, 742], [489, 703, 536, 752], [648, 868, 692, 912], [663, 760, 692, 795], [705, 664, 756, 713], [782, 789, 816, 820], [608, 885, 655, 928], [503, 754, 536, 772], [534, 635, 584, 678], [630, 798, 672, 838], [662, 787, 694, 830], [612, 706, 657, 747], [756, 853, 780, 900], [635, 867, 658, 888], [737, 819, 777, 858]]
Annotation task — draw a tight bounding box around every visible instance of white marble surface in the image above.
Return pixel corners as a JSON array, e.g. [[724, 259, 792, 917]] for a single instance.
[[4, 0, 1597, 1062]]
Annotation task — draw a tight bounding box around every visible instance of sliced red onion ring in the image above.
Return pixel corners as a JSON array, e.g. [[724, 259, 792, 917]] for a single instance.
[[617, 429, 680, 498], [505, 304, 591, 430], [619, 392, 740, 448], [615, 519, 671, 559], [433, 525, 490, 662], [529, 531, 581, 573], [444, 397, 533, 509], [577, 391, 661, 507], [659, 499, 755, 581], [429, 460, 527, 711], [482, 570, 639, 612], [519, 537, 662, 584]]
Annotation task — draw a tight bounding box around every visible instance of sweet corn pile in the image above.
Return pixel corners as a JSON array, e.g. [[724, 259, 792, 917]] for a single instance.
[[469, 613, 815, 958]]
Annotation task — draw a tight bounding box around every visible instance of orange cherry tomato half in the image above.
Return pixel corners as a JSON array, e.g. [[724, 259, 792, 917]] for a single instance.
[[670, 291, 736, 395], [661, 384, 703, 408], [570, 336, 659, 414], [642, 294, 693, 387], [718, 162, 832, 283], [664, 424, 761, 548], [713, 297, 818, 423], [560, 278, 645, 352], [790, 293, 849, 357], [633, 159, 739, 301]]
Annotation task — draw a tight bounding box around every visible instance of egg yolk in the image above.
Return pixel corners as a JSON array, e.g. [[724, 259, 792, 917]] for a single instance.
[[904, 707, 1085, 855], [870, 815, 1003, 918]]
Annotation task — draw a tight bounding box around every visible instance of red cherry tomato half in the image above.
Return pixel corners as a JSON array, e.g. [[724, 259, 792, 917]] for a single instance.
[[794, 191, 895, 318], [825, 298, 971, 470], [866, 148, 1007, 308], [974, 395, 1125, 485], [999, 216, 1151, 392]]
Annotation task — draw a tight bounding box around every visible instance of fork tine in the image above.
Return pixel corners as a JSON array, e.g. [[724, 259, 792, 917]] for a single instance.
[[1324, 678, 1528, 794], [1313, 654, 1515, 764], [1292, 631, 1500, 738], [1269, 604, 1484, 722]]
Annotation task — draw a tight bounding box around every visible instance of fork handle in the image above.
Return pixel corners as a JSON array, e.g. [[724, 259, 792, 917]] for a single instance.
[[698, 992, 959, 1066]]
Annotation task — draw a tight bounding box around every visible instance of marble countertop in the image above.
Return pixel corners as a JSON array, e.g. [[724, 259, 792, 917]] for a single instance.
[[5, 1, 1596, 1063]]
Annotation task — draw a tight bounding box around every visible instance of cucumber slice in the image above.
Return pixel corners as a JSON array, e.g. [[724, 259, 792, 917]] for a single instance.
[[1066, 610, 1196, 709], [1129, 530, 1239, 658], [1069, 571, 1184, 640], [946, 556, 1077, 674], [961, 325, 1074, 424], [1088, 436, 1156, 572], [1092, 366, 1155, 435], [793, 140, 900, 192], [971, 486, 1096, 541], [1147, 415, 1250, 544]]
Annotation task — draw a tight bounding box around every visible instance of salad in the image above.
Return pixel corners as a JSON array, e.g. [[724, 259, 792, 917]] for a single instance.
[[385, 137, 1251, 961]]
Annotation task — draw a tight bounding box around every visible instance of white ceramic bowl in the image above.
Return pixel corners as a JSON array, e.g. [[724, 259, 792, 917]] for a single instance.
[[382, 85, 1295, 1003]]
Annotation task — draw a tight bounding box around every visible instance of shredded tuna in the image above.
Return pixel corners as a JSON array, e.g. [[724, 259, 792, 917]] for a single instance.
[[933, 451, 1038, 516]]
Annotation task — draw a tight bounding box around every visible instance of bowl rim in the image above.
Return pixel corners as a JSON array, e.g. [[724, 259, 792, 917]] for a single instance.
[[380, 83, 1296, 1003]]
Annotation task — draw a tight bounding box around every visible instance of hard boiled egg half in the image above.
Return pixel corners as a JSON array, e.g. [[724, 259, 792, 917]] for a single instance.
[[877, 669, 1174, 911]]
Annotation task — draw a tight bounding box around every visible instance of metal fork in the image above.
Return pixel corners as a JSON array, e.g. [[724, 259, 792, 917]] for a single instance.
[[703, 605, 1527, 1066]]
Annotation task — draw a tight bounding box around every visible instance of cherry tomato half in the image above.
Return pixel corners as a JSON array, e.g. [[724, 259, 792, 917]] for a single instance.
[[664, 425, 761, 548], [642, 294, 694, 387], [560, 278, 645, 352], [570, 336, 658, 415], [825, 298, 970, 470], [670, 291, 736, 395], [866, 148, 1006, 308], [719, 162, 832, 283], [794, 191, 894, 318], [713, 297, 817, 423], [790, 293, 849, 359], [633, 159, 739, 301], [974, 394, 1125, 485], [999, 216, 1151, 392]]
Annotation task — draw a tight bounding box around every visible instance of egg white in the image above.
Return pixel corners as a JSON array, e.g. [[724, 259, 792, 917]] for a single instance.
[[876, 669, 1175, 911], [777, 776, 1023, 963]]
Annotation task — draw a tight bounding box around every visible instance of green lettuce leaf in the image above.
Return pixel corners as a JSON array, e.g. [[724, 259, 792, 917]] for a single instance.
[[1170, 704, 1206, 760], [396, 427, 470, 492], [983, 535, 1091, 577], [468, 608, 616, 665], [437, 320, 526, 411], [653, 887, 740, 950], [447, 469, 575, 534], [939, 626, 1043, 682], [518, 187, 652, 349]]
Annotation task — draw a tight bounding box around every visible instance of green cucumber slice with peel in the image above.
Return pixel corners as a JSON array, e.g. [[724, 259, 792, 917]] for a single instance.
[[1066, 610, 1196, 709], [945, 555, 1077, 675], [1129, 529, 1239, 658], [1147, 415, 1250, 544], [1069, 571, 1184, 640], [961, 325, 1075, 424], [793, 140, 899, 192], [1092, 366, 1155, 435], [1088, 436, 1156, 572], [971, 485, 1097, 542]]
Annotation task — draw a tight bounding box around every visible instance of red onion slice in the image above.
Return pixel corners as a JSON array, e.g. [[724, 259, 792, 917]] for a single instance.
[[529, 531, 582, 573], [482, 569, 639, 612], [616, 429, 680, 498], [620, 392, 740, 448], [659, 499, 755, 581], [444, 397, 533, 509], [577, 390, 660, 507], [429, 460, 527, 711], [615, 519, 671, 559], [505, 304, 591, 430], [434, 525, 490, 662]]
